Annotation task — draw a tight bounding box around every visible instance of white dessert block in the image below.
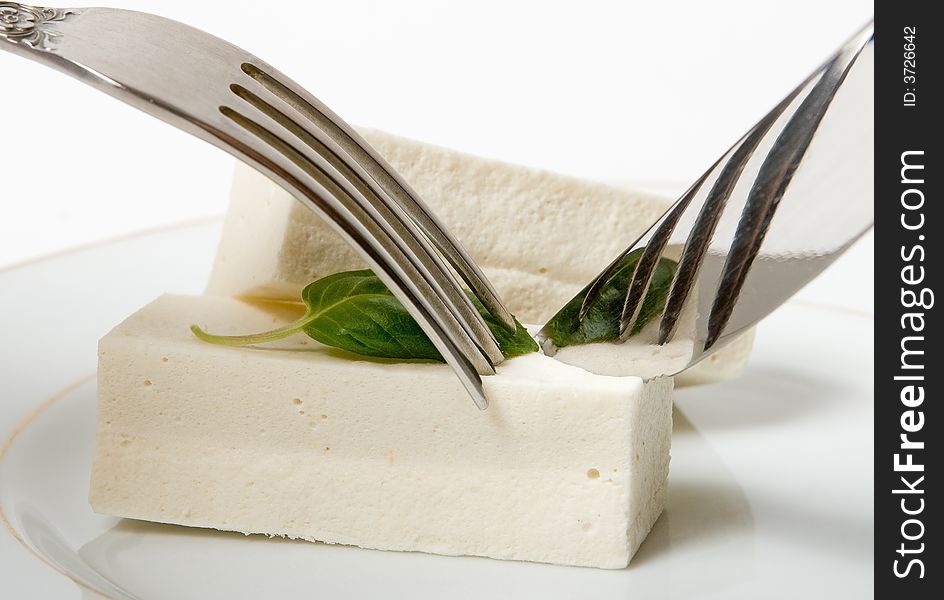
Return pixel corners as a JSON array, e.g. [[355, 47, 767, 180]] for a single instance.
[[91, 294, 673, 569], [206, 128, 671, 324]]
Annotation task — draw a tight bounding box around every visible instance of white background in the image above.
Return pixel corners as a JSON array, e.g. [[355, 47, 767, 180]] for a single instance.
[[1, 0, 873, 268]]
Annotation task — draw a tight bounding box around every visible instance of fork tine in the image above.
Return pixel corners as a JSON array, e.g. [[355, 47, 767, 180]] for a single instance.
[[656, 80, 811, 345], [240, 64, 517, 333], [615, 168, 715, 339], [219, 106, 495, 408], [575, 177, 699, 321], [577, 148, 720, 323], [229, 82, 504, 365], [704, 29, 872, 351]]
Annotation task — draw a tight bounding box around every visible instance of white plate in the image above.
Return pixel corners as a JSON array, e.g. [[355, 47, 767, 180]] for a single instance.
[[0, 222, 873, 599]]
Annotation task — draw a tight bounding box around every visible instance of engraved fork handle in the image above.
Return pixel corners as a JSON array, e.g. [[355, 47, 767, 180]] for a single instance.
[[0, 2, 73, 50]]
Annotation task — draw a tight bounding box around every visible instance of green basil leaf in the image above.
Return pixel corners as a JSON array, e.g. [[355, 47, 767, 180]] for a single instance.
[[467, 293, 538, 359], [543, 248, 677, 348], [192, 269, 537, 361], [297, 270, 443, 360]]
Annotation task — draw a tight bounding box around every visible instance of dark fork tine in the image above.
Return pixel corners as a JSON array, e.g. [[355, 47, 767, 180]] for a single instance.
[[616, 169, 716, 339], [656, 80, 811, 345], [576, 174, 710, 322], [704, 34, 872, 351]]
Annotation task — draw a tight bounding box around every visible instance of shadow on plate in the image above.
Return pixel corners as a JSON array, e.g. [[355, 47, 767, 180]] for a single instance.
[[674, 365, 842, 433]]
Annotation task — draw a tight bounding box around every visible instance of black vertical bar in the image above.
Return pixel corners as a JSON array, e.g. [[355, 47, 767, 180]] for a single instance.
[[875, 2, 938, 597]]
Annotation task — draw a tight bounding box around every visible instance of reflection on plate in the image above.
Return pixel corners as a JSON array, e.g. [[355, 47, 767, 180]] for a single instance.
[[0, 222, 872, 599]]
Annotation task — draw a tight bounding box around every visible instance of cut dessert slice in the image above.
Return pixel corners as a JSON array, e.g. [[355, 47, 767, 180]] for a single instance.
[[206, 128, 671, 324], [90, 294, 673, 569], [205, 128, 754, 385]]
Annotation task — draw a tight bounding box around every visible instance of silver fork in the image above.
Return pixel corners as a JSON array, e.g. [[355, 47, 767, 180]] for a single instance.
[[542, 20, 874, 372], [0, 2, 516, 409]]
